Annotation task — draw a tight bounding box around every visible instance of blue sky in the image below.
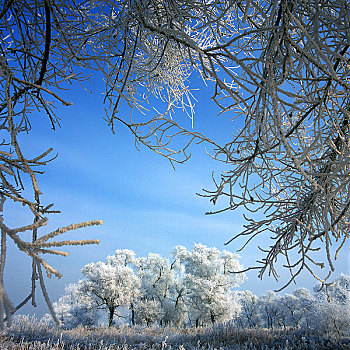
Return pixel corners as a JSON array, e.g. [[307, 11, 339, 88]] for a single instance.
[[4, 73, 349, 319]]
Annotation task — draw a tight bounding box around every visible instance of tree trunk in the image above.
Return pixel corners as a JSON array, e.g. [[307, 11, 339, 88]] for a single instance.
[[131, 303, 135, 326], [211, 314, 215, 325], [108, 306, 115, 327]]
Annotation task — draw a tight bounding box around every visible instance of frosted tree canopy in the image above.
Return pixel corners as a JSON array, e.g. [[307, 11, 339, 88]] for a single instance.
[[0, 0, 349, 325]]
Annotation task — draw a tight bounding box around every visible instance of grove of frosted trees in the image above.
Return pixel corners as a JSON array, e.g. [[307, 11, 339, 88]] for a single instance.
[[45, 247, 350, 337], [51, 245, 245, 328], [0, 0, 349, 326]]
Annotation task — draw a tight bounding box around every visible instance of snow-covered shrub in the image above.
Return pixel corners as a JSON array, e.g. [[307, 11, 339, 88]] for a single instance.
[[49, 283, 100, 329], [8, 315, 51, 343]]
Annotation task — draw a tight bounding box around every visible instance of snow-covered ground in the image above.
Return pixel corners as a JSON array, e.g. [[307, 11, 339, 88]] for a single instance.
[[4, 315, 350, 350]]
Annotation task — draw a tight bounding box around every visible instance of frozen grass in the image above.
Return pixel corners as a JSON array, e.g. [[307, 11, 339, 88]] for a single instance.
[[3, 315, 350, 349]]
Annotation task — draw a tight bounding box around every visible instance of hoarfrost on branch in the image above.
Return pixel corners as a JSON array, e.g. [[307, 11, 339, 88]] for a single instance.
[[0, 0, 349, 324]]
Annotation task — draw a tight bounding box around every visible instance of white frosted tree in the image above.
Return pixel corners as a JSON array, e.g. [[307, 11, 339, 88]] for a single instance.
[[308, 274, 350, 336], [174, 244, 245, 326], [308, 301, 350, 337], [107, 249, 140, 325], [233, 290, 260, 328], [279, 293, 303, 329], [256, 291, 286, 329], [107, 249, 137, 267], [165, 273, 188, 327], [232, 277, 349, 334], [277, 288, 315, 329], [80, 259, 141, 327], [133, 299, 164, 326], [50, 283, 99, 329], [135, 252, 186, 326], [314, 273, 350, 304]]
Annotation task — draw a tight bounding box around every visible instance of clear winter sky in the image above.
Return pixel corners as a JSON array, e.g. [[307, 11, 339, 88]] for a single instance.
[[4, 72, 350, 319]]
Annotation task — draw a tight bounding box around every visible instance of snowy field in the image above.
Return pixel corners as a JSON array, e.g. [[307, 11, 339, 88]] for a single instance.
[[3, 316, 350, 350]]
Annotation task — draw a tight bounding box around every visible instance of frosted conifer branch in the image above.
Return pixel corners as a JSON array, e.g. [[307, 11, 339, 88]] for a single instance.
[[37, 220, 103, 243], [34, 248, 69, 257], [0, 219, 101, 279], [34, 239, 100, 249]]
